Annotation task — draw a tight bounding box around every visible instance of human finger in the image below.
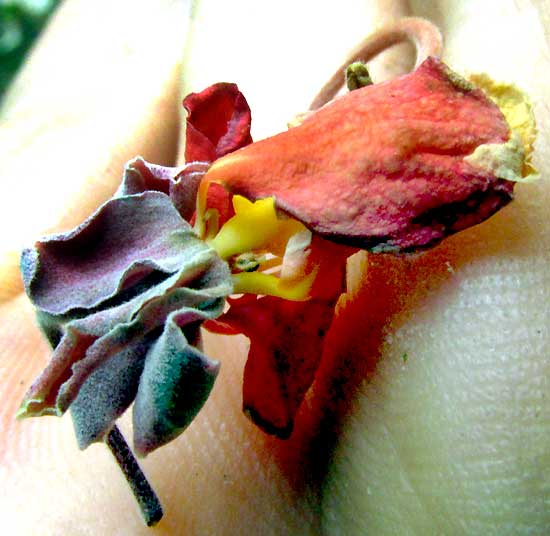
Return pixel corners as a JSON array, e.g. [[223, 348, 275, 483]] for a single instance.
[[321, 1, 550, 533]]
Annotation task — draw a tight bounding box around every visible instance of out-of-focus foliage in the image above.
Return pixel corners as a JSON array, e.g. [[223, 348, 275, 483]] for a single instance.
[[0, 0, 61, 99]]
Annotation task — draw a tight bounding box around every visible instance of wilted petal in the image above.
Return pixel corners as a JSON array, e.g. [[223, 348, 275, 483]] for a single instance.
[[118, 157, 210, 221], [133, 310, 222, 457], [464, 73, 538, 182], [208, 295, 336, 437], [183, 82, 252, 163], [21, 192, 197, 315], [70, 334, 155, 449], [204, 57, 522, 252], [117, 157, 178, 196], [18, 184, 232, 428], [170, 162, 211, 221], [70, 274, 229, 451], [18, 260, 221, 418]]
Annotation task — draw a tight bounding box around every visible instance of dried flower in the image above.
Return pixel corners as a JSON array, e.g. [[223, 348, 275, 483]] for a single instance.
[[16, 49, 536, 525]]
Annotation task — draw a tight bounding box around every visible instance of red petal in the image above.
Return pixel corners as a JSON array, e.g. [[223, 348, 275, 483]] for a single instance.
[[204, 58, 512, 251], [308, 235, 356, 300], [207, 295, 337, 437], [188, 183, 234, 229], [204, 237, 351, 437], [206, 183, 235, 227], [183, 82, 252, 163]]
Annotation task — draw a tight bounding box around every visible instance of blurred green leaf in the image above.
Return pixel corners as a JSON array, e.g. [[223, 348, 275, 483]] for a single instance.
[[0, 0, 61, 99]]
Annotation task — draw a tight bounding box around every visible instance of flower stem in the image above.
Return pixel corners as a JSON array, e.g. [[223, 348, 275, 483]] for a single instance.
[[105, 426, 163, 527]]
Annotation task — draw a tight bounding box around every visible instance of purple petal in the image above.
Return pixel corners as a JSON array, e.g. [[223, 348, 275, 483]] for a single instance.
[[22, 192, 194, 315], [118, 158, 210, 221]]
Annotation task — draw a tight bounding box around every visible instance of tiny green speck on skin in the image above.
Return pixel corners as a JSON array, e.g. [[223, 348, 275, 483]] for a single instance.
[[402, 352, 409, 363]]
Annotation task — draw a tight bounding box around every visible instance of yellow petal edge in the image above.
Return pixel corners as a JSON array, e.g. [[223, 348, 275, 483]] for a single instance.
[[465, 73, 538, 182]]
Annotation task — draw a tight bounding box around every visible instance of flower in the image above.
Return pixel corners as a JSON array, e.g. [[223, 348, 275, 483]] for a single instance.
[[18, 57, 537, 446], [16, 55, 536, 522]]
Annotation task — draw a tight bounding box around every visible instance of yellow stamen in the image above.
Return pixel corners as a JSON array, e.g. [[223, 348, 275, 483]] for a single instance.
[[197, 188, 315, 301], [232, 268, 317, 301], [209, 196, 305, 259]]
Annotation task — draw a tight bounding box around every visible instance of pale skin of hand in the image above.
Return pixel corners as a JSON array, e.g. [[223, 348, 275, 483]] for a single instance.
[[1, 0, 549, 534]]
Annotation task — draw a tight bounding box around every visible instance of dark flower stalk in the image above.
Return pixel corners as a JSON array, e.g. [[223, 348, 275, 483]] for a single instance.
[[105, 426, 163, 527]]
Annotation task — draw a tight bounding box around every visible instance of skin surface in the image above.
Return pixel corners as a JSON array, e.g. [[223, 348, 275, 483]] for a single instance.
[[1, 0, 549, 534]]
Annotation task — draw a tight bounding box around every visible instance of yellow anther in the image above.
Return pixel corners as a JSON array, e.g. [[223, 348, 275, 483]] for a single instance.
[[209, 195, 305, 259]]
